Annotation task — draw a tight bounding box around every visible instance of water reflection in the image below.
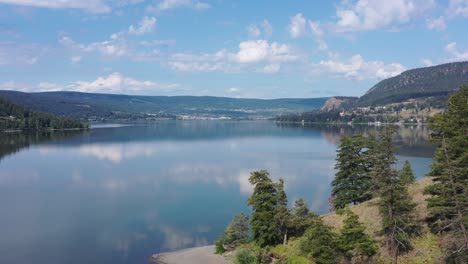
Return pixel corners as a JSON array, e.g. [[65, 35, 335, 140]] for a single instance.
[[0, 121, 436, 264]]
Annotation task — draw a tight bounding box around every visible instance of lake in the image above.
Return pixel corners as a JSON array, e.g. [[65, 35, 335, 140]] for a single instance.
[[0, 121, 435, 264]]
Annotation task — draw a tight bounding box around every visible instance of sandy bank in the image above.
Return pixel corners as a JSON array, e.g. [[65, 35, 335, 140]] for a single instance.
[[151, 245, 231, 264]]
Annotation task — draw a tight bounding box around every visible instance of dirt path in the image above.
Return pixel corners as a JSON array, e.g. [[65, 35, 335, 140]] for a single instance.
[[151, 245, 231, 264]]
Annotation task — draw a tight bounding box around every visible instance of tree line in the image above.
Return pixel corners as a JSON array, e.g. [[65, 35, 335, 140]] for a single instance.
[[0, 97, 87, 131], [217, 86, 467, 263]]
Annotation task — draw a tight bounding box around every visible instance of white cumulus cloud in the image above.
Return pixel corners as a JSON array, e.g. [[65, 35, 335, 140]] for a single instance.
[[311, 54, 406, 80], [37, 72, 181, 95], [288, 13, 307, 38], [129, 16, 157, 35], [334, 0, 434, 32], [445, 42, 468, 61]]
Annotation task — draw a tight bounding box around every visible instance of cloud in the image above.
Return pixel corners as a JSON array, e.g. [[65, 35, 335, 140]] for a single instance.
[[421, 58, 434, 66], [0, 0, 111, 13], [447, 0, 468, 18], [445, 42, 468, 61], [150, 0, 210, 11], [0, 41, 44, 65], [139, 39, 176, 47], [426, 16, 446, 30], [288, 13, 307, 38], [308, 21, 328, 51], [128, 16, 156, 35], [37, 72, 181, 95], [235, 40, 296, 63], [247, 24, 261, 38], [260, 63, 281, 74], [247, 19, 273, 39], [225, 87, 240, 93], [310, 54, 406, 80], [166, 40, 297, 73], [71, 55, 82, 63], [128, 16, 157, 35], [334, 0, 435, 32], [60, 34, 128, 57]]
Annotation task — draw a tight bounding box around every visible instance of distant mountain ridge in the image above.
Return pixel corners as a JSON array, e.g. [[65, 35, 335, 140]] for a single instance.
[[0, 90, 329, 119], [357, 61, 468, 106]]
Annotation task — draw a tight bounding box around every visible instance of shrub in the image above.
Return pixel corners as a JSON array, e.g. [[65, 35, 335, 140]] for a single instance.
[[235, 249, 256, 264]]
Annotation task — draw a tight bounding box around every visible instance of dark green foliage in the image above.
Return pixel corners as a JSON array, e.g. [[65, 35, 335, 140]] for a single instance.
[[332, 135, 373, 209], [220, 213, 250, 248], [400, 160, 416, 185], [248, 170, 282, 247], [299, 219, 339, 264], [234, 249, 257, 264], [276, 179, 290, 245], [425, 86, 468, 262], [0, 96, 87, 131], [358, 62, 468, 106], [339, 208, 377, 261], [372, 127, 421, 260], [288, 199, 317, 238], [0, 90, 328, 119]]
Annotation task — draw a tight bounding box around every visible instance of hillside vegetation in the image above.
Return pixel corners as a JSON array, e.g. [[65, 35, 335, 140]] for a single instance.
[[0, 96, 87, 131], [0, 90, 328, 120], [358, 62, 468, 106], [219, 88, 467, 264]]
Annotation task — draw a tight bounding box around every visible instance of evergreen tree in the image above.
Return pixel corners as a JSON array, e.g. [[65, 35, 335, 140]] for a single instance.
[[288, 198, 317, 238], [299, 218, 339, 264], [275, 178, 290, 245], [222, 213, 250, 248], [372, 126, 421, 262], [248, 170, 281, 247], [332, 135, 373, 209], [424, 86, 468, 262], [339, 208, 377, 262], [400, 160, 416, 185]]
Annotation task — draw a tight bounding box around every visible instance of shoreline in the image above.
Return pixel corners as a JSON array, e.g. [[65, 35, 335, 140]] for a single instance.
[[150, 245, 231, 264]]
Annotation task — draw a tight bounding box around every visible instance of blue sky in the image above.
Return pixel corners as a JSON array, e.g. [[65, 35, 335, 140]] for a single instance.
[[0, 0, 467, 98]]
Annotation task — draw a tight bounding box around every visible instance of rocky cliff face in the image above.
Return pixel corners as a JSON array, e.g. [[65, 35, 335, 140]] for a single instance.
[[321, 96, 358, 111]]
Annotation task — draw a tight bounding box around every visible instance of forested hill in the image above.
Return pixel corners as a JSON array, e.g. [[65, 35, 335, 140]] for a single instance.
[[0, 90, 329, 119], [357, 61, 468, 106], [0, 97, 87, 131]]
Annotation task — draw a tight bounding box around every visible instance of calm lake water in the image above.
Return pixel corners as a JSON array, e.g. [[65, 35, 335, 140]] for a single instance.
[[0, 121, 435, 264]]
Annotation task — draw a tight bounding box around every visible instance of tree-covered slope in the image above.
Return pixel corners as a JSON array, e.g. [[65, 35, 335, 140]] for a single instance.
[[0, 96, 87, 131], [0, 90, 328, 119], [358, 61, 468, 106]]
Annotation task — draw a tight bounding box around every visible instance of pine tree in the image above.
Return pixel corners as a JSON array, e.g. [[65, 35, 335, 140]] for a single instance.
[[299, 218, 339, 264], [288, 198, 317, 238], [222, 213, 250, 248], [339, 208, 377, 262], [248, 170, 281, 247], [275, 178, 290, 245], [372, 126, 421, 262], [425, 86, 468, 262], [400, 160, 416, 185], [331, 135, 373, 209]]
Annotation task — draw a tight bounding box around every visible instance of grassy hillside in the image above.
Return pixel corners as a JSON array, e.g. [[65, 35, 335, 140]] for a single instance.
[[358, 61, 468, 106], [0, 90, 329, 119], [247, 178, 443, 264]]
